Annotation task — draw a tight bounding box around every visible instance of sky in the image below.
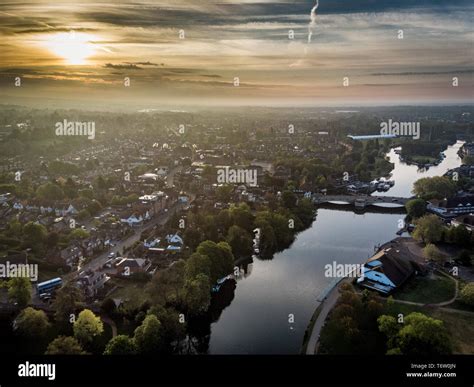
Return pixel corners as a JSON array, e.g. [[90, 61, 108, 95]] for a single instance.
[[0, 0, 473, 109]]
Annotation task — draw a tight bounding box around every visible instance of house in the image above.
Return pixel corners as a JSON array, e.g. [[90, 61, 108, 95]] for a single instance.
[[166, 233, 183, 252], [77, 270, 109, 297], [155, 166, 169, 177], [138, 191, 167, 213], [51, 217, 69, 232], [120, 212, 144, 226], [357, 247, 422, 294], [114, 258, 151, 276], [60, 246, 83, 268], [0, 193, 12, 204], [81, 236, 104, 257], [451, 214, 474, 231], [13, 202, 24, 211], [178, 192, 189, 204], [144, 237, 161, 249], [460, 142, 474, 158], [138, 173, 160, 181], [445, 165, 474, 179], [427, 195, 474, 218], [119, 202, 155, 226], [272, 165, 291, 180]]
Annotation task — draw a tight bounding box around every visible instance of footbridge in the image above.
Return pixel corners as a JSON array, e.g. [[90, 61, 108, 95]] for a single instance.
[[313, 194, 409, 208]]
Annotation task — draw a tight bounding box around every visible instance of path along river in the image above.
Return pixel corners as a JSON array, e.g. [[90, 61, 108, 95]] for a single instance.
[[206, 141, 464, 354]]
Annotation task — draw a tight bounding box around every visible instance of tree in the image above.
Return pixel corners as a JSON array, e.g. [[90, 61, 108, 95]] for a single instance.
[[53, 282, 84, 323], [22, 222, 47, 247], [146, 260, 185, 306], [377, 315, 399, 349], [460, 283, 474, 307], [14, 307, 50, 338], [423, 243, 445, 263], [216, 209, 232, 232], [378, 312, 452, 355], [101, 298, 117, 316], [292, 197, 315, 228], [447, 225, 471, 247], [104, 335, 137, 355], [183, 228, 203, 251], [319, 314, 361, 354], [196, 240, 234, 283], [7, 277, 31, 307], [405, 198, 426, 219], [216, 184, 233, 203], [457, 250, 472, 266], [226, 225, 253, 258], [73, 309, 104, 344], [183, 273, 211, 315], [69, 228, 90, 240], [281, 190, 297, 209], [87, 200, 102, 216], [230, 204, 254, 232], [36, 182, 64, 201], [6, 219, 22, 237], [134, 314, 163, 354], [413, 214, 444, 244], [46, 231, 59, 248], [254, 219, 277, 259], [147, 306, 186, 345], [462, 155, 474, 165], [412, 176, 457, 200], [77, 209, 91, 221], [185, 252, 211, 281], [201, 165, 216, 183], [45, 336, 86, 355]]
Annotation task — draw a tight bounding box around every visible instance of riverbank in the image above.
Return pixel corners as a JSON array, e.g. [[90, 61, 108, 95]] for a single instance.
[[303, 277, 352, 355], [209, 141, 466, 354], [302, 236, 426, 355]]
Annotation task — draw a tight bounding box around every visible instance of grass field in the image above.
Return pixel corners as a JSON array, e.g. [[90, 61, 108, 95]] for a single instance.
[[107, 277, 149, 310], [394, 273, 455, 304], [386, 302, 474, 354], [429, 309, 474, 354]]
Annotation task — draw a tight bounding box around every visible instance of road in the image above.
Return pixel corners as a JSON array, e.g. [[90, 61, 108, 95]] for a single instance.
[[66, 200, 185, 280]]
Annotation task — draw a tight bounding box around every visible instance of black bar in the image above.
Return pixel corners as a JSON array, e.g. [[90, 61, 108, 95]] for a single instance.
[[1, 355, 473, 386]]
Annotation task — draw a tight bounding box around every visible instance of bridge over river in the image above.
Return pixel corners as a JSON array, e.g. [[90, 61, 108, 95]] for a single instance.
[[313, 194, 410, 208]]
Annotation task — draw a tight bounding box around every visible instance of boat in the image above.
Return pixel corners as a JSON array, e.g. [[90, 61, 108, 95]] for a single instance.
[[212, 274, 234, 293]]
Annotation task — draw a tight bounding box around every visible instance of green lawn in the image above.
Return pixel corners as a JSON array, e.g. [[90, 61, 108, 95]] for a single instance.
[[394, 273, 455, 304], [107, 278, 149, 310], [384, 302, 474, 354], [429, 309, 474, 354]]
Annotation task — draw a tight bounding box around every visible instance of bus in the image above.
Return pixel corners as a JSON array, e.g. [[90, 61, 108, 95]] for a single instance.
[[36, 277, 63, 295]]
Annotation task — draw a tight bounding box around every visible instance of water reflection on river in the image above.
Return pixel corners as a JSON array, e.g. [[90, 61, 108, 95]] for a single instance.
[[205, 141, 464, 354], [377, 141, 464, 198]]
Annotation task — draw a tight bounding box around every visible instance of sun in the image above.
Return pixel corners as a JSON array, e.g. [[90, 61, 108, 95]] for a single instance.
[[43, 31, 98, 65]]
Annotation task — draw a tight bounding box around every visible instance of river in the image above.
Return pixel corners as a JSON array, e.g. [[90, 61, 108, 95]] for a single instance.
[[205, 141, 464, 354]]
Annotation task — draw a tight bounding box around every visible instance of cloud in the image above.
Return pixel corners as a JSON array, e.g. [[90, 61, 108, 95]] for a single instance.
[[104, 63, 143, 70], [124, 61, 160, 66]]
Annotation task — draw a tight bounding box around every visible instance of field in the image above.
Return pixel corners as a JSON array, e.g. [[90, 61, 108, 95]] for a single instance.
[[394, 272, 456, 304]]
